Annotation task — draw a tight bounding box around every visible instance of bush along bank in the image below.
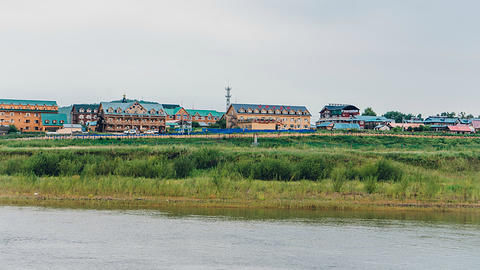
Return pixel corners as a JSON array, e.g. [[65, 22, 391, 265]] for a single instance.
[[0, 146, 480, 205]]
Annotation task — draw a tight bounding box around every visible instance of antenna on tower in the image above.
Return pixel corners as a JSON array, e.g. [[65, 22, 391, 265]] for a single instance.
[[225, 86, 232, 111]]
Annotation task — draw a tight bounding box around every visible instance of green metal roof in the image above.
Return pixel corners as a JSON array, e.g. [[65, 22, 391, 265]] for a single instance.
[[41, 113, 67, 126], [164, 107, 182, 115], [0, 99, 57, 106], [186, 109, 224, 118]]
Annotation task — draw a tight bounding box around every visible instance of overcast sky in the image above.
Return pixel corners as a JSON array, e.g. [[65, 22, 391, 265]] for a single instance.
[[0, 0, 479, 118]]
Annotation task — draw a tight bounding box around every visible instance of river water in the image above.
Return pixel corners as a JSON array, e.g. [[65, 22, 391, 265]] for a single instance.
[[1, 206, 480, 269]]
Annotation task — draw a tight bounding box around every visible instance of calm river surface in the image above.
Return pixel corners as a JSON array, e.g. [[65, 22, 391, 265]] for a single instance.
[[1, 206, 480, 269]]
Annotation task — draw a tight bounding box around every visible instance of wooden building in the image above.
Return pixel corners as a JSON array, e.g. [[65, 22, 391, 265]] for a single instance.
[[98, 101, 166, 133], [186, 109, 224, 126], [316, 104, 360, 126], [225, 103, 311, 130], [0, 99, 59, 132], [42, 113, 67, 132], [71, 104, 99, 126]]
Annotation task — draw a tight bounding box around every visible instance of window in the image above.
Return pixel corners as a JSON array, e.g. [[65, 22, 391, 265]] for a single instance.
[[60, 120, 64, 124], [53, 120, 57, 124], [10, 112, 14, 116], [35, 127, 39, 131], [25, 119, 30, 123], [94, 109, 98, 113], [26, 113, 31, 117], [35, 120, 39, 123], [25, 126, 29, 130], [79, 115, 84, 119], [86, 115, 91, 119], [79, 108, 85, 113], [86, 109, 91, 113], [45, 120, 49, 124]]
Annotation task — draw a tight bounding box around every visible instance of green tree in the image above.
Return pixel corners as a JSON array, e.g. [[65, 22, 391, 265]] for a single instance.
[[439, 112, 456, 118], [210, 118, 226, 129], [8, 125, 18, 133], [362, 107, 377, 116]]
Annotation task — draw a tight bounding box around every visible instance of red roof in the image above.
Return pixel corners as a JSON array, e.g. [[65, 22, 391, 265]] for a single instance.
[[447, 124, 472, 132]]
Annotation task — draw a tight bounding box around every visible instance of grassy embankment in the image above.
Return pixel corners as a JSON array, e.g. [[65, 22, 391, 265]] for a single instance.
[[1, 135, 480, 210]]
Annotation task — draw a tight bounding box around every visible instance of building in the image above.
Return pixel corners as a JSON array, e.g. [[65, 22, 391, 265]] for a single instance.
[[42, 113, 68, 132], [165, 107, 190, 122], [351, 116, 392, 129], [333, 123, 360, 130], [186, 109, 224, 127], [71, 104, 99, 126], [225, 103, 311, 130], [447, 124, 473, 134], [472, 119, 480, 132], [0, 126, 9, 135], [424, 116, 460, 126], [319, 104, 360, 119], [57, 124, 83, 134], [0, 99, 59, 132], [98, 100, 166, 133]]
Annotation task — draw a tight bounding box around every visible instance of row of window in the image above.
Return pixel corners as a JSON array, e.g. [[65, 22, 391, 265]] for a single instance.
[[107, 118, 162, 123], [239, 116, 309, 123], [78, 114, 97, 120], [78, 108, 98, 113], [168, 115, 218, 121], [0, 112, 40, 117], [106, 107, 164, 115], [44, 120, 65, 124], [0, 106, 54, 110], [237, 108, 308, 115]]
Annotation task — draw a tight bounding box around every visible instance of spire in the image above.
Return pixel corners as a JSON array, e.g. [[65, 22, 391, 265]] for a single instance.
[[122, 93, 127, 103]]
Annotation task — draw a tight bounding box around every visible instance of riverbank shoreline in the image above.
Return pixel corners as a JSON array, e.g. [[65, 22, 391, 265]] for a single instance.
[[2, 193, 480, 213]]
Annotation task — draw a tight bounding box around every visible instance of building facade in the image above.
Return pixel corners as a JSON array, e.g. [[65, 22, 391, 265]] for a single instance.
[[186, 109, 224, 126], [316, 104, 360, 127], [0, 99, 59, 132], [98, 101, 166, 133], [71, 104, 99, 126], [225, 104, 311, 130], [42, 113, 68, 132]]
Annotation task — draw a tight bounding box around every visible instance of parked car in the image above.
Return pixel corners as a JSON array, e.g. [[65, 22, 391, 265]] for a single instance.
[[124, 129, 138, 135]]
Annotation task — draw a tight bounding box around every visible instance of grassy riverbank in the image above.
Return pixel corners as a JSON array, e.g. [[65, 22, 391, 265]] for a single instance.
[[1, 135, 480, 210]]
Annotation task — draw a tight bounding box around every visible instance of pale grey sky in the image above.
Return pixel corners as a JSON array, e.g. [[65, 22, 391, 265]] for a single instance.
[[0, 0, 479, 118]]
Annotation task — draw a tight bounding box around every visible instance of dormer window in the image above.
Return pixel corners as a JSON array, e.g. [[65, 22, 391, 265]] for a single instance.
[[247, 108, 253, 113], [282, 110, 288, 114], [268, 109, 274, 114], [79, 108, 84, 113], [254, 109, 260, 114], [238, 108, 245, 113], [53, 120, 57, 124], [150, 109, 156, 114], [108, 107, 114, 113], [45, 120, 50, 124], [60, 120, 64, 124], [116, 108, 122, 113], [86, 109, 91, 113], [94, 109, 98, 113], [261, 109, 267, 114]]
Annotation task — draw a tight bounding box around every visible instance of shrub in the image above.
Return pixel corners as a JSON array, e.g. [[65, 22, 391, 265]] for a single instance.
[[331, 166, 346, 192], [295, 156, 332, 181], [173, 155, 195, 178], [251, 158, 293, 181], [27, 152, 61, 176], [192, 148, 221, 169], [364, 176, 377, 194], [376, 159, 403, 182]]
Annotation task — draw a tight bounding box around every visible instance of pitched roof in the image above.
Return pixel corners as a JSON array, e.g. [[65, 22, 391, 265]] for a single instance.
[[0, 99, 57, 107], [317, 122, 334, 127], [72, 104, 99, 113], [100, 101, 166, 116], [164, 107, 183, 115], [424, 117, 459, 124], [447, 125, 472, 132], [42, 113, 67, 126], [186, 109, 224, 118], [320, 104, 359, 112], [353, 116, 392, 122], [231, 103, 310, 116], [333, 123, 360, 130]]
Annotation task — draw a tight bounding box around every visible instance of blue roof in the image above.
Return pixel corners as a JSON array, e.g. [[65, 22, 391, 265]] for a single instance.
[[333, 123, 360, 130], [353, 116, 392, 122], [317, 122, 333, 127], [100, 101, 166, 116], [0, 99, 57, 106], [424, 117, 459, 124], [231, 104, 311, 116], [41, 113, 67, 126]]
